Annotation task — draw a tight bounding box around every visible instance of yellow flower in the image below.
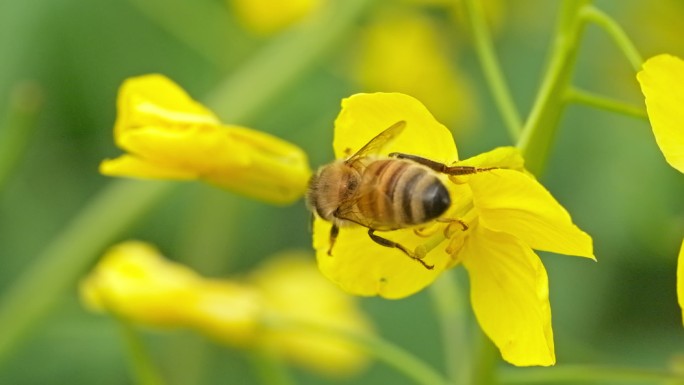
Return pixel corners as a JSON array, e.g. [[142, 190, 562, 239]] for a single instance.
[[80, 241, 203, 327], [637, 54, 684, 174], [248, 253, 371, 376], [230, 0, 325, 35], [311, 93, 594, 366], [101, 74, 311, 205], [80, 243, 371, 376], [353, 10, 477, 129]]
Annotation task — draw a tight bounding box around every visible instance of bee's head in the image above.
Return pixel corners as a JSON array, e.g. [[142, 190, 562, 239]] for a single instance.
[[305, 162, 359, 222]]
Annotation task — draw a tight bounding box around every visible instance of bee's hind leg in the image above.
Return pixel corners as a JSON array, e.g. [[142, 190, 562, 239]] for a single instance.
[[367, 229, 434, 270], [389, 152, 495, 175]]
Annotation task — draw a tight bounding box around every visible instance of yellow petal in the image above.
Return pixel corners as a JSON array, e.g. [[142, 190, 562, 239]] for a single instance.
[[79, 241, 201, 326], [186, 281, 262, 347], [206, 126, 312, 204], [115, 74, 219, 143], [470, 169, 595, 259], [637, 54, 684, 173], [117, 126, 250, 172], [677, 238, 684, 325], [100, 155, 197, 180], [461, 227, 555, 366], [333, 93, 459, 163], [313, 218, 452, 299], [456, 146, 525, 171], [230, 0, 323, 35]]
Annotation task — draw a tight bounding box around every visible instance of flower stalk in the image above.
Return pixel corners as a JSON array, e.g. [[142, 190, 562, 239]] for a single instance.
[[461, 0, 522, 140], [516, 0, 591, 176]]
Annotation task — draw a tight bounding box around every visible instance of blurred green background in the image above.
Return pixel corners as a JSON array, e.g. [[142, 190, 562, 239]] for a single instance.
[[1, 0, 684, 384]]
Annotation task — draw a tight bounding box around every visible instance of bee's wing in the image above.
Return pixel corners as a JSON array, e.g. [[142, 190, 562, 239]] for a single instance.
[[345, 121, 406, 164], [334, 179, 397, 231]]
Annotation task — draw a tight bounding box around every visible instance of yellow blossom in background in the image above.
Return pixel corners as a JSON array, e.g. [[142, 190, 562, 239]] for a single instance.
[[353, 11, 477, 130], [100, 74, 311, 205], [80, 241, 201, 327], [637, 54, 684, 173], [80, 242, 371, 376], [311, 93, 594, 366], [249, 253, 371, 376], [230, 0, 325, 35]]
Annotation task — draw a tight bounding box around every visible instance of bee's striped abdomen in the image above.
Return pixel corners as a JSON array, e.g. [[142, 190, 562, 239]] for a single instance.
[[358, 159, 451, 229]]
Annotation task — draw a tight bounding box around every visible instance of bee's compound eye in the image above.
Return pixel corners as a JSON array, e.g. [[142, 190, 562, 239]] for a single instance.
[[422, 181, 451, 219]]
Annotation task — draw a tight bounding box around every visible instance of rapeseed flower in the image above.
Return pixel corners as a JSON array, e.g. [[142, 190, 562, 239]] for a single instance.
[[311, 92, 594, 366], [637, 54, 684, 326], [229, 0, 325, 35], [81, 242, 371, 376], [637, 54, 684, 173], [353, 10, 477, 128], [100, 74, 311, 205]]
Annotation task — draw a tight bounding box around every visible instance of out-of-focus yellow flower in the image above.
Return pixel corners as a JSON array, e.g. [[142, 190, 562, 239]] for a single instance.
[[230, 0, 325, 35], [311, 93, 595, 366], [249, 253, 371, 376], [625, 1, 684, 59], [100, 74, 311, 205], [353, 11, 477, 129], [81, 243, 371, 376], [80, 241, 202, 327], [637, 54, 684, 174]]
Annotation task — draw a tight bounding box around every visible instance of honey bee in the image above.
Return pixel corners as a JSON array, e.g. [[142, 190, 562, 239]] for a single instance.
[[307, 121, 492, 270]]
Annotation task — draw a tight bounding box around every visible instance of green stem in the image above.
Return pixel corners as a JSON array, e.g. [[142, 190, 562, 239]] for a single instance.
[[0, 81, 43, 192], [565, 87, 648, 120], [429, 271, 470, 385], [118, 318, 166, 385], [461, 0, 522, 140], [264, 316, 449, 385], [580, 5, 644, 71], [206, 0, 373, 124], [471, 330, 498, 385], [516, 0, 591, 176], [0, 180, 175, 363], [248, 348, 297, 385], [126, 0, 234, 69], [500, 364, 684, 384]]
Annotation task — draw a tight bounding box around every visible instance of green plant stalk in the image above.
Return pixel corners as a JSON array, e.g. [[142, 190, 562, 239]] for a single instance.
[[499, 364, 684, 384], [205, 0, 373, 124], [461, 0, 522, 140], [0, 180, 175, 363], [0, 81, 43, 192], [516, 0, 592, 176], [429, 271, 470, 385], [118, 318, 166, 385], [126, 0, 235, 69], [565, 87, 648, 120], [580, 5, 644, 71], [264, 316, 449, 385], [471, 330, 498, 385], [248, 348, 297, 385]]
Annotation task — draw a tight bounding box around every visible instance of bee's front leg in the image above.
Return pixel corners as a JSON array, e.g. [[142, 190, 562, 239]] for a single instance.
[[327, 224, 339, 256], [367, 229, 434, 270]]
